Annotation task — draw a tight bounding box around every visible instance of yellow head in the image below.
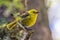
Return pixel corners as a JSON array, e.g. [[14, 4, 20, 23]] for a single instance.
[[28, 9, 39, 15]]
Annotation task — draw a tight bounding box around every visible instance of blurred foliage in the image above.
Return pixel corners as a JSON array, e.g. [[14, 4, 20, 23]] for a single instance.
[[0, 0, 24, 11], [0, 0, 25, 28]]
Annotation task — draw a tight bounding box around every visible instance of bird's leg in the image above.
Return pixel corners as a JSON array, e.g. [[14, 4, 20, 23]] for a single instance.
[[17, 22, 26, 30]]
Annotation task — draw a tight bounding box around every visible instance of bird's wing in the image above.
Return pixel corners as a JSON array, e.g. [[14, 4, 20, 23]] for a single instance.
[[21, 13, 30, 18], [21, 14, 31, 26]]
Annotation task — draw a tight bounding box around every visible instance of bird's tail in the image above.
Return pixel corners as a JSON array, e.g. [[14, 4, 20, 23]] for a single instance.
[[7, 17, 22, 30]]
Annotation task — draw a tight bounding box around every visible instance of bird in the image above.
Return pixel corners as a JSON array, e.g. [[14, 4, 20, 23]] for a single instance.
[[21, 9, 39, 28], [7, 9, 39, 30]]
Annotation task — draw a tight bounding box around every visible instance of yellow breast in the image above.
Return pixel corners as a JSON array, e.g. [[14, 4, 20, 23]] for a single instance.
[[22, 14, 38, 28], [28, 14, 38, 27]]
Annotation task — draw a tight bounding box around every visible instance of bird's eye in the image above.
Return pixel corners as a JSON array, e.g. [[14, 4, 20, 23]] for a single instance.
[[32, 11, 39, 14], [32, 11, 36, 13]]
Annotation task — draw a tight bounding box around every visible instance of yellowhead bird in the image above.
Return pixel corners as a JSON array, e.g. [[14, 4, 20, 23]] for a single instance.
[[21, 9, 38, 28], [7, 9, 38, 30]]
